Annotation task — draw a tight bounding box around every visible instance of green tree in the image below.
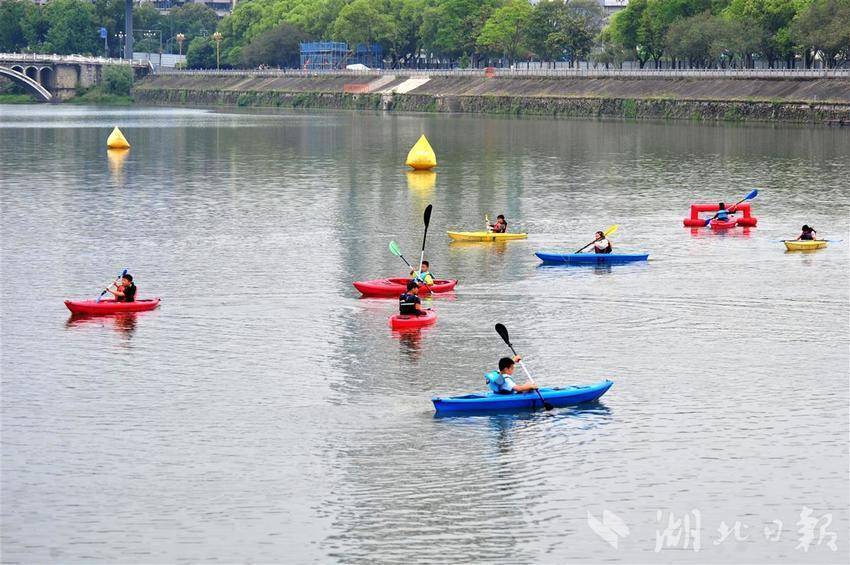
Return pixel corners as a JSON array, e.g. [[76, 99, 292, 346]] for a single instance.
[[566, 0, 605, 65], [102, 64, 133, 95], [476, 0, 532, 65], [186, 36, 216, 68], [525, 0, 571, 65], [526, 0, 603, 67], [43, 0, 99, 55], [592, 27, 629, 68], [666, 11, 723, 67], [241, 22, 309, 67], [723, 0, 799, 67], [0, 0, 38, 52], [332, 0, 398, 66], [168, 3, 220, 40], [420, 0, 501, 66], [793, 0, 850, 68]]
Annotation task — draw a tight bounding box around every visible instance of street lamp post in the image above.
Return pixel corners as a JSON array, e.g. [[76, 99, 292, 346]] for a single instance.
[[212, 31, 223, 70], [176, 33, 185, 56], [117, 31, 125, 59], [138, 29, 163, 69]]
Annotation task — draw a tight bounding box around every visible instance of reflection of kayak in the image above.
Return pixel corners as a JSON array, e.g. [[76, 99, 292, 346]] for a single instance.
[[353, 278, 458, 297], [447, 231, 527, 242], [390, 309, 437, 329], [709, 218, 738, 229], [784, 240, 827, 251], [535, 252, 649, 265], [64, 298, 161, 315], [433, 379, 613, 413]]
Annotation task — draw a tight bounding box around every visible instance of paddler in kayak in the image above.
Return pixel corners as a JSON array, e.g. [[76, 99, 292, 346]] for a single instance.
[[715, 202, 734, 222], [410, 260, 435, 285], [796, 224, 817, 240], [485, 356, 539, 395], [399, 281, 426, 316], [106, 273, 136, 302], [487, 215, 508, 233], [592, 231, 612, 254]]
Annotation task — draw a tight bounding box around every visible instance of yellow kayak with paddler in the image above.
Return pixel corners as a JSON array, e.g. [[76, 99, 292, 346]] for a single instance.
[[783, 240, 827, 251], [447, 231, 528, 242]]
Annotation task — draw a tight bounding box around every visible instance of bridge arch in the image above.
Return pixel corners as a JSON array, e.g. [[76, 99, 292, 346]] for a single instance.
[[0, 66, 53, 101], [11, 65, 23, 74], [25, 65, 38, 80], [39, 66, 53, 89]]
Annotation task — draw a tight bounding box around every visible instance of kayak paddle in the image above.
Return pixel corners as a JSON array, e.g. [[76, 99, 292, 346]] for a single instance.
[[96, 268, 127, 303], [704, 189, 758, 226], [494, 323, 553, 411], [575, 225, 619, 254], [416, 204, 433, 283], [390, 240, 432, 292]]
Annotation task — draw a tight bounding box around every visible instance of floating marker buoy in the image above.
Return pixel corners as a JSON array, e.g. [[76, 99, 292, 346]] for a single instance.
[[405, 134, 436, 170], [106, 127, 130, 149]]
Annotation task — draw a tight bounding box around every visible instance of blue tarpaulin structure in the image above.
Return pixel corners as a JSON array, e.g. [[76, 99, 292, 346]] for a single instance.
[[300, 42, 383, 69]]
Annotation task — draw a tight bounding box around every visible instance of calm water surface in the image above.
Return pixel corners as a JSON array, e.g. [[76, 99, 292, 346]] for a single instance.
[[1, 105, 848, 563]]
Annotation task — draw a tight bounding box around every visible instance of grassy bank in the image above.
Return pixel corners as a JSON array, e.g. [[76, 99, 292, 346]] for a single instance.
[[70, 86, 133, 105], [0, 93, 37, 103]]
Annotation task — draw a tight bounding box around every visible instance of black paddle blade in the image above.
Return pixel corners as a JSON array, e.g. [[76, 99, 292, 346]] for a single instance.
[[495, 323, 510, 345], [423, 204, 432, 227]]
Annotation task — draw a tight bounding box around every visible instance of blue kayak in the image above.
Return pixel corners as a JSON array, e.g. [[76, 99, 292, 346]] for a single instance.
[[536, 252, 649, 265], [432, 379, 613, 414]]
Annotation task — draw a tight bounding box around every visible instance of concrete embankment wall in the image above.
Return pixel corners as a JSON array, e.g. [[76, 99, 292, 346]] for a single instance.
[[134, 73, 850, 124]]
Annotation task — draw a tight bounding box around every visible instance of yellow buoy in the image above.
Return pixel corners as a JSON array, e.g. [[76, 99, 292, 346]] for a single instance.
[[405, 134, 436, 170], [106, 127, 130, 149]]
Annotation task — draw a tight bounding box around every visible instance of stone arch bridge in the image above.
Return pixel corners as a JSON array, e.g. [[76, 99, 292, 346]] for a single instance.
[[0, 53, 151, 102]]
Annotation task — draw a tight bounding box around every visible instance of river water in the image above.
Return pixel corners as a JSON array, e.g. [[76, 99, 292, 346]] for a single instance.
[[1, 105, 848, 564]]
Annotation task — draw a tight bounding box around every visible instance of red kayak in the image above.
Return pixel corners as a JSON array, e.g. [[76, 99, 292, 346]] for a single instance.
[[709, 218, 738, 229], [65, 298, 161, 315], [389, 309, 437, 329], [354, 277, 458, 297]]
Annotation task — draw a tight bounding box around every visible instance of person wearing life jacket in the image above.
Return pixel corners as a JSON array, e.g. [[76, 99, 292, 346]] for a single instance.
[[592, 231, 612, 254], [797, 225, 817, 240], [715, 202, 732, 222], [485, 356, 539, 395], [488, 215, 508, 233], [410, 260, 434, 285], [107, 273, 136, 302], [399, 281, 426, 316]]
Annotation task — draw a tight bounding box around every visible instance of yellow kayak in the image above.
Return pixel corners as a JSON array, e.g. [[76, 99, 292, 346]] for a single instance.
[[447, 231, 528, 242], [784, 240, 827, 251]]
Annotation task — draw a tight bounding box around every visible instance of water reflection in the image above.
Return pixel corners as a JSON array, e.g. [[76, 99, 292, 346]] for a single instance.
[[405, 170, 436, 191], [391, 326, 428, 361], [688, 226, 753, 238], [106, 148, 129, 181], [65, 312, 138, 338]]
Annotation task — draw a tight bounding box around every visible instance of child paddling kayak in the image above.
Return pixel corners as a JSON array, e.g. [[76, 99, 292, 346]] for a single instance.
[[410, 260, 435, 285], [485, 356, 539, 395], [487, 215, 508, 233], [398, 281, 427, 316], [797, 225, 818, 240], [106, 273, 136, 302], [592, 231, 612, 254]]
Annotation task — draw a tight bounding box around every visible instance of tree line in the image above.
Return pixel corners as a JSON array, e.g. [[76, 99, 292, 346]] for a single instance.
[[1, 0, 848, 69]]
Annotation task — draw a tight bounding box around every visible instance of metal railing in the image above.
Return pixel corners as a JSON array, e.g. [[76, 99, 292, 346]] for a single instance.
[[0, 52, 149, 67], [153, 67, 850, 79]]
